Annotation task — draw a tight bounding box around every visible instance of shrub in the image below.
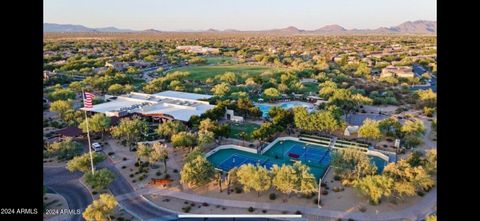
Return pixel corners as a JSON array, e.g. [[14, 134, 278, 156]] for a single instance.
[[333, 187, 341, 192], [248, 207, 254, 212], [269, 193, 276, 200], [235, 187, 242, 193], [182, 206, 191, 213]]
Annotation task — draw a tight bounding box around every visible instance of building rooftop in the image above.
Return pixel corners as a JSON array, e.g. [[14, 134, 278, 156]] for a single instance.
[[83, 91, 215, 122]]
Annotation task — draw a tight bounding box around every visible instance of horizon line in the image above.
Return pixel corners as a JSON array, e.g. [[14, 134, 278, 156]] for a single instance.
[[43, 19, 437, 32]]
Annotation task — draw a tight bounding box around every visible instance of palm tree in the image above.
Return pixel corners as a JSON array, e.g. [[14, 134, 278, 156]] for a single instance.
[[226, 168, 238, 195], [215, 171, 223, 192], [153, 142, 169, 173]]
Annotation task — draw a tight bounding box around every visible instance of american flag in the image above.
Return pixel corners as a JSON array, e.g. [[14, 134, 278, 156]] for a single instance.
[[83, 92, 95, 108]]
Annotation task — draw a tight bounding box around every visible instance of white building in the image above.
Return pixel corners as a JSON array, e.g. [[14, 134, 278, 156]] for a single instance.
[[176, 45, 220, 54], [83, 91, 214, 122], [225, 109, 244, 123]]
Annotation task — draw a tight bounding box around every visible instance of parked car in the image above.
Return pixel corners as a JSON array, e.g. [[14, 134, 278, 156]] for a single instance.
[[91, 142, 103, 152]]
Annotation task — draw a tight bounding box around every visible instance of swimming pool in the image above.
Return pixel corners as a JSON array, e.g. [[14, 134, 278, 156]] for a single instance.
[[207, 139, 387, 180], [255, 101, 314, 118]]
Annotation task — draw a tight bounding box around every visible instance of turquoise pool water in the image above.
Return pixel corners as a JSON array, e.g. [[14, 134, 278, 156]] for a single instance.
[[255, 101, 314, 118], [207, 139, 387, 180]]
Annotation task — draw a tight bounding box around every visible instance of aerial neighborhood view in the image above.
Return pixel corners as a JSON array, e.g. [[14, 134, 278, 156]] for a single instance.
[[43, 1, 437, 221]]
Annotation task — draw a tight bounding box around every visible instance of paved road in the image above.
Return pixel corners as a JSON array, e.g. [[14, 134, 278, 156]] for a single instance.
[[98, 161, 176, 220], [44, 161, 176, 221], [412, 64, 437, 92], [44, 166, 92, 221], [119, 186, 436, 221]]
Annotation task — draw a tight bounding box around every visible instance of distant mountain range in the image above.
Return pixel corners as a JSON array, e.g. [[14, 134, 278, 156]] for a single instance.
[[43, 23, 135, 33], [44, 20, 436, 35]]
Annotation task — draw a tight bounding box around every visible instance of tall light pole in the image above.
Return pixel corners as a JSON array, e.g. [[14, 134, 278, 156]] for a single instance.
[[303, 146, 307, 163], [317, 177, 322, 208]]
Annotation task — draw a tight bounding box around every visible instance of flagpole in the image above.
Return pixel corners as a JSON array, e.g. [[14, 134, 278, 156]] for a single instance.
[[82, 88, 95, 175]]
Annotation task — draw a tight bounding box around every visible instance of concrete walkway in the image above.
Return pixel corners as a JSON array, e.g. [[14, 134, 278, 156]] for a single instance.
[[116, 186, 436, 221]]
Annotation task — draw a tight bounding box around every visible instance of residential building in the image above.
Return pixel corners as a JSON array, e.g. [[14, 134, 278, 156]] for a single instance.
[[380, 65, 415, 78]]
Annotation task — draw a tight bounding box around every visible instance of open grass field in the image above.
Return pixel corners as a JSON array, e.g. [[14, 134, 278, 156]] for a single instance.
[[203, 56, 235, 65], [169, 64, 283, 81], [228, 122, 260, 140], [302, 82, 319, 93]]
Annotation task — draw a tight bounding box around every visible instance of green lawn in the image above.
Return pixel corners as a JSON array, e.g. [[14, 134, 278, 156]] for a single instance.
[[169, 64, 282, 81], [228, 122, 260, 140], [302, 82, 319, 93], [203, 56, 235, 65]]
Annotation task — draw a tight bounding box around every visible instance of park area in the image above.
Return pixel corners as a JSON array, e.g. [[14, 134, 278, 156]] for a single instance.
[[228, 122, 260, 140], [203, 56, 235, 65], [169, 64, 283, 81]]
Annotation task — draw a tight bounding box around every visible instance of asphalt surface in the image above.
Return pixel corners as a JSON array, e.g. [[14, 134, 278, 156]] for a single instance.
[[44, 160, 175, 221], [100, 162, 175, 220], [44, 167, 92, 221]]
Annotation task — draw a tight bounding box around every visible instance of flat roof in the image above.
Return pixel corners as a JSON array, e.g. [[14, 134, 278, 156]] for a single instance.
[[83, 91, 215, 121], [153, 90, 213, 100]]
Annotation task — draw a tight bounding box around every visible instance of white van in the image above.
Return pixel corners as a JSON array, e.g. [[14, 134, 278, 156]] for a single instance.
[[91, 143, 103, 152]]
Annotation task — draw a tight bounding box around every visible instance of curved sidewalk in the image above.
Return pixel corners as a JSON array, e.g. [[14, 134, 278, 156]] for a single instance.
[[117, 187, 436, 221]]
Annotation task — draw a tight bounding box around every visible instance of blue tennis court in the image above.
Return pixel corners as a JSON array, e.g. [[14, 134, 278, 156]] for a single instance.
[[262, 160, 275, 169], [218, 154, 267, 171], [286, 144, 330, 163]]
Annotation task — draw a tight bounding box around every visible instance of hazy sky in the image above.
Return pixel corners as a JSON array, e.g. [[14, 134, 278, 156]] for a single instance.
[[44, 0, 436, 31]]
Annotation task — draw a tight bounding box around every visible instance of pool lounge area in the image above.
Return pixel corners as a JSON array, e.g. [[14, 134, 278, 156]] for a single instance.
[[255, 101, 315, 118], [207, 137, 388, 180]]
